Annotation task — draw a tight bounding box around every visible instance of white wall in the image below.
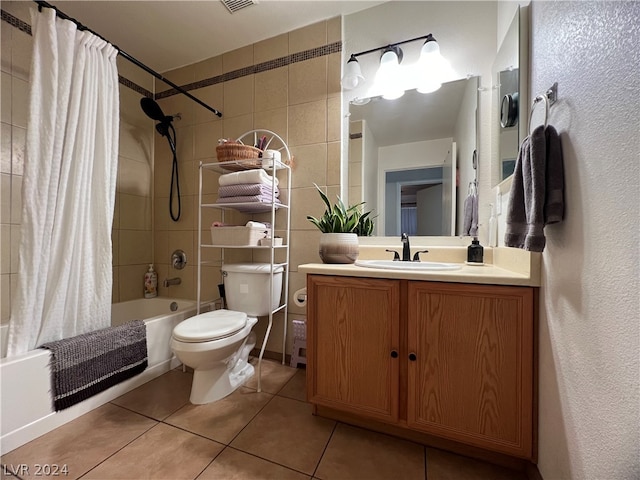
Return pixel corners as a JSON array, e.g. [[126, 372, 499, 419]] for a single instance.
[[530, 2, 640, 479]]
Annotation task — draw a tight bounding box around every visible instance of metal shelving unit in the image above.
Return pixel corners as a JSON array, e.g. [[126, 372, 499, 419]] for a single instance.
[[196, 129, 291, 393]]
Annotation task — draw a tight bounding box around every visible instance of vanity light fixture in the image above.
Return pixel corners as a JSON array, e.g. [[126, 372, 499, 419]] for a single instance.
[[341, 54, 365, 90], [341, 34, 446, 98]]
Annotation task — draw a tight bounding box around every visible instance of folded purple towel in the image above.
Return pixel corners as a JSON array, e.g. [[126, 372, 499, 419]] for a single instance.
[[218, 183, 279, 198]]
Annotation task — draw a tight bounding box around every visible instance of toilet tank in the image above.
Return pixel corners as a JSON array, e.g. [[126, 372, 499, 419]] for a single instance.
[[222, 263, 284, 316]]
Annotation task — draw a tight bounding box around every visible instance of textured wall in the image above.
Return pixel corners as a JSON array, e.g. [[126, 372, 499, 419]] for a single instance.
[[531, 2, 640, 478]]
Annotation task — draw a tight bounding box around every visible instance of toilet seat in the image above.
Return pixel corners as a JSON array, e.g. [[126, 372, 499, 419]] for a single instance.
[[173, 310, 248, 343]]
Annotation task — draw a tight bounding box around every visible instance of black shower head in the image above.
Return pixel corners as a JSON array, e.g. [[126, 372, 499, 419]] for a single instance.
[[140, 97, 174, 124]]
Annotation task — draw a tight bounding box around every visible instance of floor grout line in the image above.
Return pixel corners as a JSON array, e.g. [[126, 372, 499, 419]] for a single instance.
[[310, 419, 338, 479]]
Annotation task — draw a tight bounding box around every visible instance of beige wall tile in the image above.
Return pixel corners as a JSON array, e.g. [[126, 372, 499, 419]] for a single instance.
[[167, 192, 197, 232], [161, 65, 195, 87], [1, 224, 10, 274], [173, 159, 197, 198], [161, 264, 195, 300], [254, 108, 287, 145], [254, 34, 289, 64], [1, 274, 10, 324], [201, 170, 221, 197], [11, 29, 31, 81], [11, 76, 28, 128], [119, 264, 149, 301], [195, 121, 223, 160], [289, 143, 327, 189], [1, 122, 10, 174], [157, 88, 195, 127], [194, 55, 223, 82], [289, 57, 327, 106], [223, 75, 255, 119], [223, 45, 254, 73], [254, 68, 288, 112], [194, 84, 224, 124], [118, 157, 152, 196], [288, 100, 327, 147], [119, 230, 152, 265], [1, 21, 11, 74], [290, 186, 326, 231], [327, 95, 341, 142], [112, 229, 120, 267], [168, 230, 195, 268], [223, 114, 254, 141], [154, 230, 169, 267], [119, 194, 152, 231], [119, 121, 153, 162], [327, 141, 341, 186], [0, 174, 10, 223], [117, 57, 154, 92], [289, 229, 322, 271], [120, 88, 154, 129], [327, 16, 342, 44], [289, 21, 327, 54], [10, 173, 21, 224], [112, 267, 119, 304], [154, 196, 168, 231], [1, 72, 11, 124], [175, 124, 195, 163], [327, 52, 342, 98], [11, 124, 25, 175]]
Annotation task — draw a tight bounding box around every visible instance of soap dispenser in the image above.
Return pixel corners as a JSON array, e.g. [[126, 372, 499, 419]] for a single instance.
[[467, 237, 484, 264], [144, 264, 158, 298]]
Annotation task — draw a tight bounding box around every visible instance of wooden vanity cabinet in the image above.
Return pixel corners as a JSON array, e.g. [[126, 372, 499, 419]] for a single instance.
[[306, 274, 536, 460], [306, 275, 400, 423]]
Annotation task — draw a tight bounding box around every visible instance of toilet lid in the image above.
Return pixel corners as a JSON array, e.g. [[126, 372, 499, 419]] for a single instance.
[[173, 310, 248, 342]]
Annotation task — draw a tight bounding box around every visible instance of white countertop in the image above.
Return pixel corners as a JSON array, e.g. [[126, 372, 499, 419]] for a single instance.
[[299, 246, 541, 287]]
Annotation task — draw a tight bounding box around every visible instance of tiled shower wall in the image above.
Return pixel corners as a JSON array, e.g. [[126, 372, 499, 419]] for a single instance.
[[152, 18, 342, 355], [1, 6, 339, 357], [0, 1, 155, 338]]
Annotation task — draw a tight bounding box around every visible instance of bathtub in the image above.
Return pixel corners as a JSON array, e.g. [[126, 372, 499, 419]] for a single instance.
[[0, 297, 199, 455]]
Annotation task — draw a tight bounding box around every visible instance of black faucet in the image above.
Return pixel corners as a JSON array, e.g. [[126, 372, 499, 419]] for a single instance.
[[401, 233, 411, 261]]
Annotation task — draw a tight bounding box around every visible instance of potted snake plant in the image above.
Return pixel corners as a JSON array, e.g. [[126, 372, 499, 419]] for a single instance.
[[306, 184, 374, 264]]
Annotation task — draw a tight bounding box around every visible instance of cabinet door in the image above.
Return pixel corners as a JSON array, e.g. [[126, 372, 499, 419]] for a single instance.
[[407, 282, 534, 458], [307, 275, 400, 423]]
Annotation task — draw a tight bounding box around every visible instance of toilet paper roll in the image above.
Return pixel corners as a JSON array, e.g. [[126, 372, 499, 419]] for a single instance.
[[262, 149, 281, 168], [293, 287, 307, 308]]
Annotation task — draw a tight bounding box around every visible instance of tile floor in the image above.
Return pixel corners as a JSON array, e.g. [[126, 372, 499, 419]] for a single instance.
[[2, 359, 527, 480]]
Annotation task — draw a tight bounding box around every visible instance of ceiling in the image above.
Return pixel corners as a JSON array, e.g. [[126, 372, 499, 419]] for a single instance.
[[50, 0, 384, 73]]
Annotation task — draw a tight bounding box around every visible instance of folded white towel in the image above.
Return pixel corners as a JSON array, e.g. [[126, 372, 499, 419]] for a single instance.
[[219, 169, 279, 187]]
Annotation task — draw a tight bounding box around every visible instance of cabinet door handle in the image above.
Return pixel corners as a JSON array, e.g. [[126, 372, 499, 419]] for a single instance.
[[409, 353, 417, 361], [391, 350, 398, 358]]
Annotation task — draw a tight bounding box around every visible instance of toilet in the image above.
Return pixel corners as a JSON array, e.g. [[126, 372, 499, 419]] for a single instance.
[[171, 263, 284, 404]]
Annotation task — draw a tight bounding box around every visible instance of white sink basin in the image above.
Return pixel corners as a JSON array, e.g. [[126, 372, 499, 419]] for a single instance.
[[354, 259, 462, 271]]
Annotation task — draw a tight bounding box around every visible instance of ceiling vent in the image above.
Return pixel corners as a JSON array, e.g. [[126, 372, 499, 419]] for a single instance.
[[221, 0, 257, 14]]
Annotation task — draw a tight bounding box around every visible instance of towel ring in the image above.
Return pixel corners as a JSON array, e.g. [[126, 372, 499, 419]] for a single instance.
[[528, 83, 559, 135], [528, 93, 549, 135]]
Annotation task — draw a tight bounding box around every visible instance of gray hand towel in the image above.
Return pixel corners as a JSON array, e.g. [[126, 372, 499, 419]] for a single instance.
[[504, 125, 564, 252], [462, 193, 478, 236]]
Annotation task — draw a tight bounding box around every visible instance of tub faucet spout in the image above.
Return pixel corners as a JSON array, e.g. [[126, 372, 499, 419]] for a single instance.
[[401, 233, 411, 262], [164, 277, 181, 287]]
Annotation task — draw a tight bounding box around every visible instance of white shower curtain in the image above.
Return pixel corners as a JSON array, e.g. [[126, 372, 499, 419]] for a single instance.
[[7, 8, 119, 356]]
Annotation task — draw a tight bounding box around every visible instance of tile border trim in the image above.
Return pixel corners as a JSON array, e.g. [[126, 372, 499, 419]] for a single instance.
[[156, 41, 342, 100]]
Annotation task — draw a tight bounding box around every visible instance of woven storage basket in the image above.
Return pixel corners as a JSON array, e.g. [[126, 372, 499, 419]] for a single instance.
[[216, 143, 262, 170]]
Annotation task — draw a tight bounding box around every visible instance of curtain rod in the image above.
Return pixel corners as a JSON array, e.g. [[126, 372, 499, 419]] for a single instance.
[[33, 1, 222, 118]]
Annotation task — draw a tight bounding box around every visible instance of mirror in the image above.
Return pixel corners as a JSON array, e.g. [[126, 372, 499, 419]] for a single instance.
[[342, 1, 527, 236], [348, 77, 478, 236], [492, 6, 529, 186]]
